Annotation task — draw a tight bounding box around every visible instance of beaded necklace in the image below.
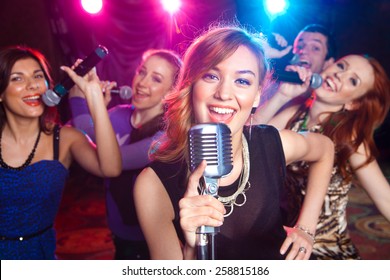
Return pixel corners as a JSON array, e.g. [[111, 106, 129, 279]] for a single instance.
[[218, 134, 251, 217], [0, 129, 41, 171]]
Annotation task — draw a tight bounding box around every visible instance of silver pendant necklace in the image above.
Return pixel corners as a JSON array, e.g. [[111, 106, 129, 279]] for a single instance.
[[218, 134, 251, 217]]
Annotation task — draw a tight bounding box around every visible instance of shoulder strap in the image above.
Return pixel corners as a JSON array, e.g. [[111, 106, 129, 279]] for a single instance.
[[53, 125, 60, 160]]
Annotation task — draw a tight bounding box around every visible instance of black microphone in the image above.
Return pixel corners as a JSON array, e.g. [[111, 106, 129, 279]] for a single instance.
[[42, 45, 109, 106], [272, 69, 323, 89], [109, 85, 132, 100], [188, 122, 233, 260], [289, 53, 301, 65], [273, 53, 323, 89]]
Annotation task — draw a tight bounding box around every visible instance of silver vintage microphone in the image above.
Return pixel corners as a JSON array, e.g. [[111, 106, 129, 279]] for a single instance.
[[188, 122, 233, 259]]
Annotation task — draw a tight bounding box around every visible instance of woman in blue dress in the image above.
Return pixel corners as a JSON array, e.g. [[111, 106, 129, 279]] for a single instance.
[[0, 45, 121, 259]]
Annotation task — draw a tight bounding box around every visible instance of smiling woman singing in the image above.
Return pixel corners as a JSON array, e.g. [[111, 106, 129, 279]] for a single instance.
[[133, 25, 335, 260], [0, 45, 121, 259]]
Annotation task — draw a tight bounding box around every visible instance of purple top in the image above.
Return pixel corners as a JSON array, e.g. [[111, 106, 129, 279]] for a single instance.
[[69, 97, 163, 240]]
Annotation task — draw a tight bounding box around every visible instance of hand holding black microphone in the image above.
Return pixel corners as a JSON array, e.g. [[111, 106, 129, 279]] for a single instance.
[[43, 45, 133, 107], [42, 45, 109, 106], [272, 54, 323, 89]]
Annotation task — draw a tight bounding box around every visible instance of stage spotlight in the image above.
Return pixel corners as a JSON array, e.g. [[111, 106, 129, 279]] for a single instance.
[[161, 0, 181, 15], [264, 0, 289, 19], [81, 0, 103, 15]]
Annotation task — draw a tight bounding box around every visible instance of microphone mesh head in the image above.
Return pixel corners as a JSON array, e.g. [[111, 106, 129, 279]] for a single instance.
[[42, 90, 61, 107], [310, 74, 323, 89], [119, 86, 132, 100], [188, 123, 233, 178]]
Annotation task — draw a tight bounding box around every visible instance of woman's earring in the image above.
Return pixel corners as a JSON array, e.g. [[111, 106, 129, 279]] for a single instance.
[[249, 107, 257, 140]]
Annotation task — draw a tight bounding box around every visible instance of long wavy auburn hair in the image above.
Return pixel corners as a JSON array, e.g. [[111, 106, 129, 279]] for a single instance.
[[286, 55, 390, 182], [150, 25, 270, 164]]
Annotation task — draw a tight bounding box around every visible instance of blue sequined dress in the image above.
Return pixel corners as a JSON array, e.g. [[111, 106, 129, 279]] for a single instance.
[[0, 127, 68, 259]]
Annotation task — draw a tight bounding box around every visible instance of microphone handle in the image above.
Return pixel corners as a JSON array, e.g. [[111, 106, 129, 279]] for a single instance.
[[273, 70, 303, 84], [110, 88, 121, 94], [196, 233, 209, 260], [53, 45, 108, 97], [196, 178, 220, 236], [273, 70, 323, 89], [283, 54, 323, 89]]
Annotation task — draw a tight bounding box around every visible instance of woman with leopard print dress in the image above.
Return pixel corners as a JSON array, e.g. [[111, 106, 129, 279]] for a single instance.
[[254, 54, 390, 259]]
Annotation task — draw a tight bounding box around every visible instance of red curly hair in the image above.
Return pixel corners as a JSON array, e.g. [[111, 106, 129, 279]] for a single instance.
[[287, 55, 390, 182]]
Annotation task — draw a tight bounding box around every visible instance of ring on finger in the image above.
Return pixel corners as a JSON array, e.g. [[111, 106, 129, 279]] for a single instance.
[[298, 247, 307, 254]]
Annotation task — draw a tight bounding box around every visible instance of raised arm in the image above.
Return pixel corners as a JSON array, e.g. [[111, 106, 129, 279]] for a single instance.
[[253, 65, 312, 125], [69, 97, 161, 170], [61, 66, 121, 177], [69, 96, 96, 141], [279, 129, 334, 259], [119, 132, 163, 169], [261, 32, 292, 60], [350, 143, 390, 222]]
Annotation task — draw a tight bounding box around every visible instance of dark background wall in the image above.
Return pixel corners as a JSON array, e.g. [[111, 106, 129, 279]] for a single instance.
[[0, 0, 389, 149], [2, 1, 389, 83]]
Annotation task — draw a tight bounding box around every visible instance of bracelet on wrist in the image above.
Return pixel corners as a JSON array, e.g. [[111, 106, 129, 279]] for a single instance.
[[294, 225, 315, 241]]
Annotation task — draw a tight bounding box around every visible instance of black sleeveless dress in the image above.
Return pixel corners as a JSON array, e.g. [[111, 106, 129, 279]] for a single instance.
[[150, 125, 288, 260]]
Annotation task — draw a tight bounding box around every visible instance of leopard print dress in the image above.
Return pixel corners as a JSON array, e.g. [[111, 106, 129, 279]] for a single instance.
[[285, 114, 361, 260]]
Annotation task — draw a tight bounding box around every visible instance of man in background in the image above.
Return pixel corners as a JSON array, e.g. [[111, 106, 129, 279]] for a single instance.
[[258, 24, 337, 121]]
